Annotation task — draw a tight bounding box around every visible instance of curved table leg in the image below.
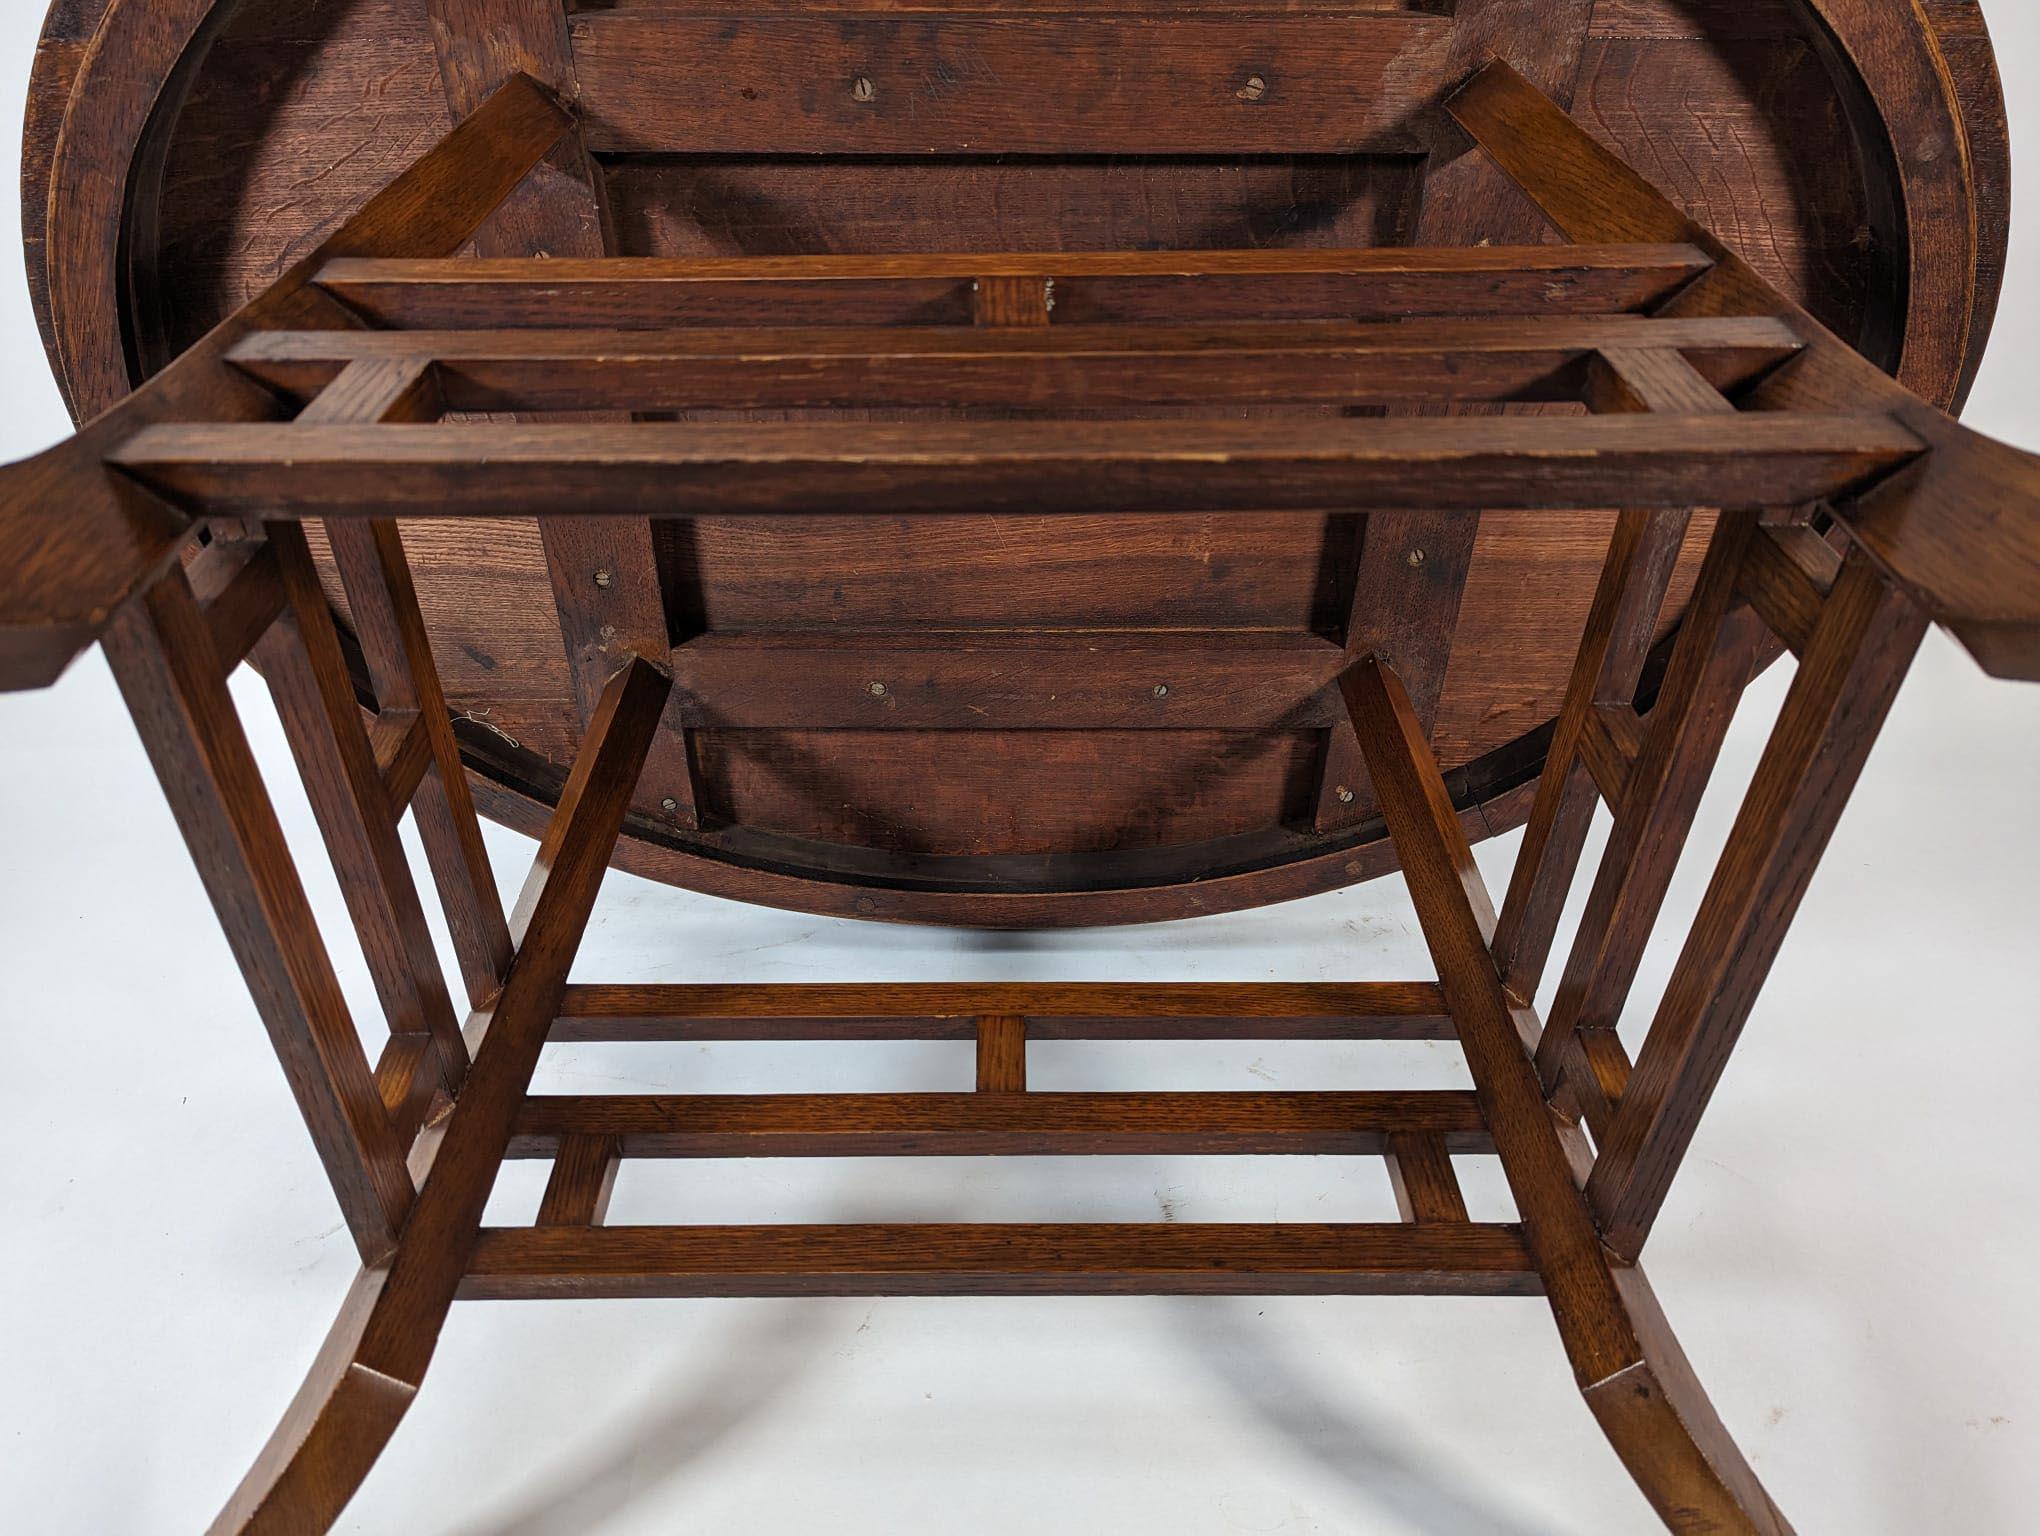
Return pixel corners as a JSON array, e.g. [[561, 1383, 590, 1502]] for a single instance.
[[1576, 1262, 1795, 1535], [206, 1269, 420, 1535]]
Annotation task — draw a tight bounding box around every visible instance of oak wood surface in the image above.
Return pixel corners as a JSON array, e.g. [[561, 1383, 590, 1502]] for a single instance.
[[459, 1222, 1545, 1300], [110, 415, 1922, 519], [506, 1091, 1496, 1159], [16, 0, 2008, 926]]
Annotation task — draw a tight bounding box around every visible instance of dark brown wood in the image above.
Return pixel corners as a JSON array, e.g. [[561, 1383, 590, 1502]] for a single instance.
[[1449, 58, 2040, 678], [256, 522, 469, 1095], [461, 1223, 1542, 1301], [1310, 0, 1598, 838], [536, 1135, 622, 1228], [8, 29, 2033, 1533], [1344, 653, 1793, 1534], [975, 1018, 1028, 1094], [1587, 550, 1928, 1260], [0, 72, 573, 691], [1384, 1133, 1471, 1226], [17, 0, 2013, 931], [1490, 506, 1692, 1000], [423, 0, 671, 741], [316, 245, 1718, 329], [669, 629, 1347, 730], [189, 537, 284, 674], [101, 565, 414, 1262], [551, 981, 1453, 1042], [564, 8, 1452, 155], [371, 712, 434, 811], [1738, 523, 1844, 657], [1531, 513, 1767, 1093], [109, 414, 1922, 520], [973, 276, 1052, 328], [229, 316, 1800, 413], [308, 362, 515, 1012], [207, 657, 671, 1536], [508, 1091, 1494, 1160]]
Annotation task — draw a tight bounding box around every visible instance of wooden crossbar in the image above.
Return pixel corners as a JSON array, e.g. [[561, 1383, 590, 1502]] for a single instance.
[[108, 414, 1922, 520], [552, 982, 1453, 1041], [313, 244, 1716, 328], [460, 1223, 1543, 1300], [228, 316, 1801, 412], [667, 629, 1349, 731], [506, 1092, 1496, 1159]]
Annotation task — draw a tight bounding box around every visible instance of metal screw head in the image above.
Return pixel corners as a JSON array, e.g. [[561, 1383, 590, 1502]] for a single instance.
[[852, 76, 876, 103], [593, 569, 613, 589], [1336, 785, 1356, 804], [1237, 74, 1268, 102], [869, 681, 889, 697], [1406, 548, 1427, 568], [598, 624, 617, 642], [661, 797, 680, 813], [1153, 683, 1171, 699]]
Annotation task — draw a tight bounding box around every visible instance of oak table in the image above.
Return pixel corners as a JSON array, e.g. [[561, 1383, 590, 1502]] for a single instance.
[[4, 2, 2034, 1530]]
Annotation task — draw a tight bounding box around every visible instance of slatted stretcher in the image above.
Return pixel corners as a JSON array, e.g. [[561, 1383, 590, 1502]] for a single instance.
[[1, 61, 2036, 1536]]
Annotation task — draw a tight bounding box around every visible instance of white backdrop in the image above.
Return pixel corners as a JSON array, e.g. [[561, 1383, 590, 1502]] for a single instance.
[[3, 6, 2038, 1533]]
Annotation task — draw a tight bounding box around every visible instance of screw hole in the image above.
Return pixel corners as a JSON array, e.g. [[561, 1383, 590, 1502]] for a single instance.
[[1237, 74, 1268, 102], [852, 76, 876, 103]]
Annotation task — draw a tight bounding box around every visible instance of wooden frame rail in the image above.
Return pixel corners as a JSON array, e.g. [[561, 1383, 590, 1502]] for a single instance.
[[1, 54, 2036, 1536]]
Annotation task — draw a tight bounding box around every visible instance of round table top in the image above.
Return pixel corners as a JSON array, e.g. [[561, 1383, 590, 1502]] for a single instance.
[[25, 0, 2009, 926]]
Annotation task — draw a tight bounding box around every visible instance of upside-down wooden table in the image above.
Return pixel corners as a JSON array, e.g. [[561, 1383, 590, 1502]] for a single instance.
[[6, 1, 2036, 1530]]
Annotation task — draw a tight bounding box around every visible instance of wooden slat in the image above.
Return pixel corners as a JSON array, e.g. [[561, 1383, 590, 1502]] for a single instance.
[[975, 1018, 1028, 1094], [188, 538, 285, 673], [369, 710, 434, 809], [1311, 0, 1600, 837], [461, 1222, 1541, 1299], [228, 316, 1803, 412], [1344, 655, 1640, 1369], [551, 981, 1454, 1042], [974, 276, 1052, 328], [376, 1033, 446, 1149], [536, 1134, 622, 1228], [299, 357, 515, 1012], [1490, 508, 1690, 999], [1384, 1133, 1471, 1225], [1448, 57, 2040, 678], [1588, 551, 1928, 1260], [312, 245, 1717, 330], [566, 11, 1452, 154], [670, 629, 1346, 730], [206, 657, 671, 1535], [1314, 509, 1479, 832], [1530, 514, 1767, 1093], [1586, 346, 1737, 414], [101, 566, 413, 1261], [1577, 701, 1644, 809], [1738, 522, 1843, 656], [1562, 1027, 1633, 1142], [1343, 651, 1793, 1532], [0, 74, 572, 692], [507, 1091, 1494, 1159], [108, 415, 1924, 520], [424, 0, 673, 743], [256, 522, 469, 1093]]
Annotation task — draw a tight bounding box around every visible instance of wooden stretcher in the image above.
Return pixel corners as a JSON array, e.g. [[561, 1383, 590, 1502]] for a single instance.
[[4, 2, 2036, 1529]]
